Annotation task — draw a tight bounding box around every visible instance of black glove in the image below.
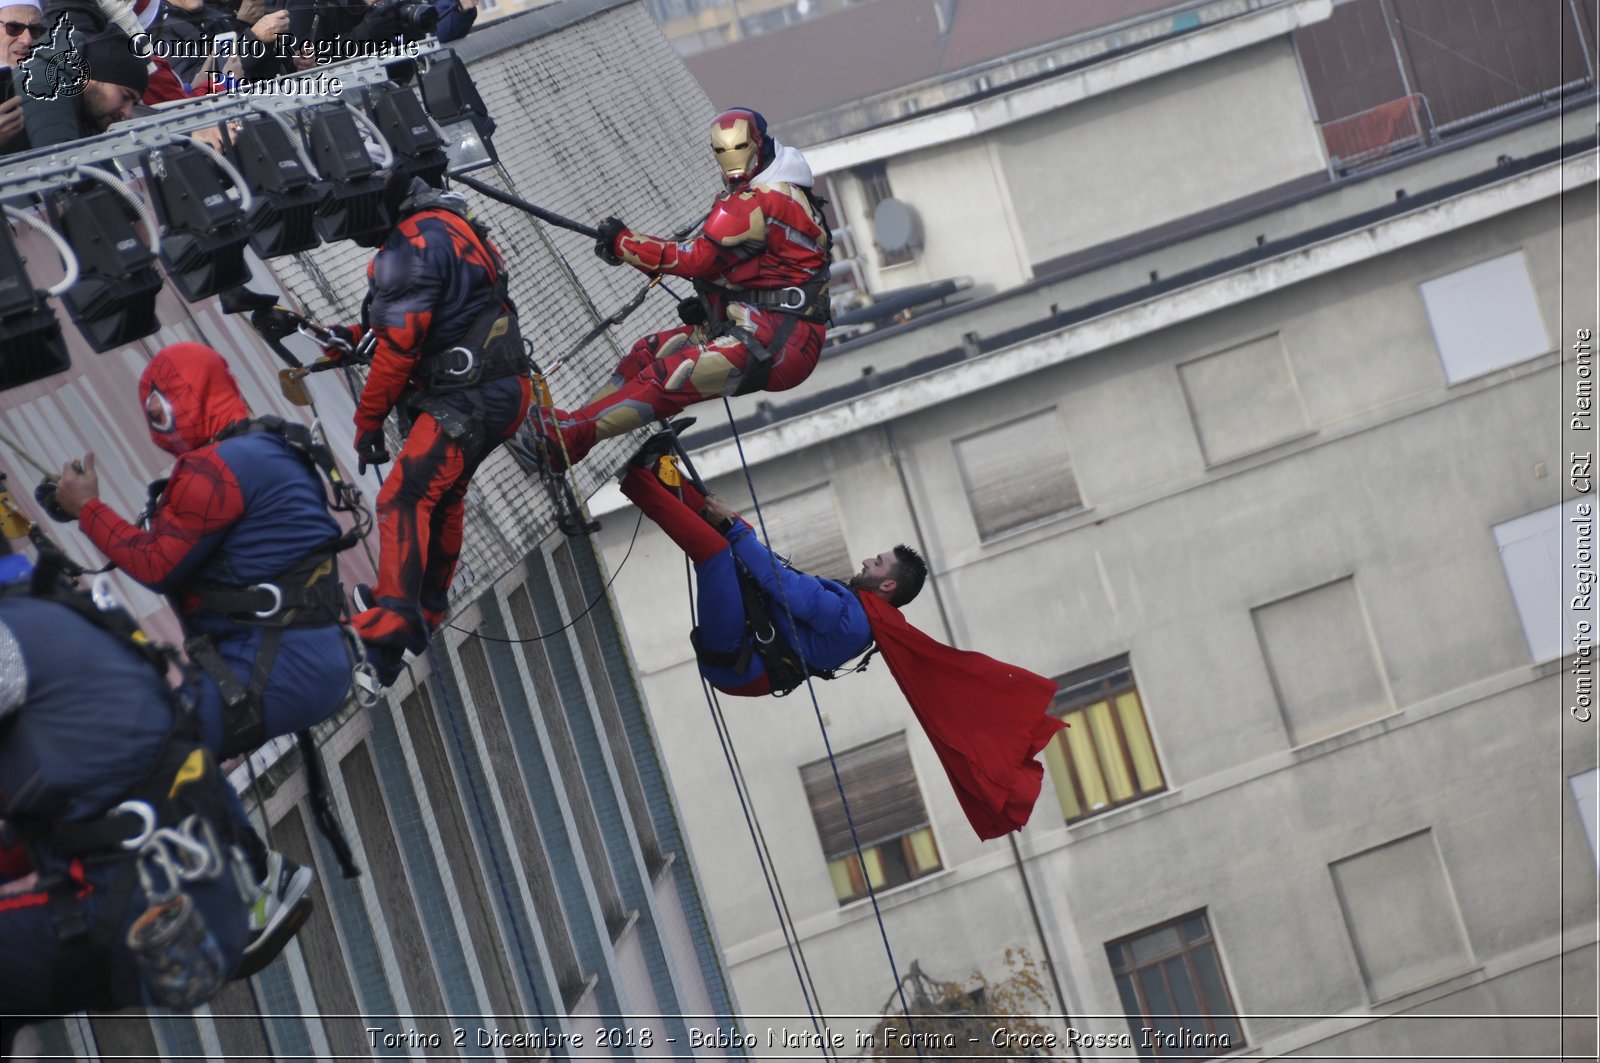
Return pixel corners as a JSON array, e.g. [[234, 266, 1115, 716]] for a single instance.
[[321, 325, 360, 361], [33, 479, 72, 524], [355, 429, 391, 474], [594, 217, 627, 266], [250, 307, 296, 337], [137, 477, 170, 528], [676, 297, 708, 327]]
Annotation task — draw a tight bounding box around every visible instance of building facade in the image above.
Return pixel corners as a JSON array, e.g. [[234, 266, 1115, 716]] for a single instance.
[[591, 0, 1600, 1057], [5, 2, 746, 1059]]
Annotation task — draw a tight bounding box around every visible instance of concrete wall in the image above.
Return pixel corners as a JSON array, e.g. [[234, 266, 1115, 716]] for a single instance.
[[597, 156, 1595, 1053], [995, 38, 1326, 269], [829, 32, 1328, 297]]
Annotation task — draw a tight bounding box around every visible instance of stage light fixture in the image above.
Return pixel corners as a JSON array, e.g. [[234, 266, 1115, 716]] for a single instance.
[[146, 142, 252, 300], [226, 113, 326, 258], [365, 82, 449, 189], [303, 104, 391, 245], [49, 180, 164, 353], [419, 51, 498, 175], [0, 214, 70, 391]]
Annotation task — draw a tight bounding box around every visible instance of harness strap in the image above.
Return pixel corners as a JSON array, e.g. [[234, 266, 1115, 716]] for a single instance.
[[46, 857, 130, 1011], [299, 731, 360, 878], [724, 311, 803, 397], [416, 216, 529, 392], [46, 807, 147, 856], [714, 271, 831, 324], [185, 634, 264, 758], [690, 562, 850, 695], [184, 544, 347, 628]]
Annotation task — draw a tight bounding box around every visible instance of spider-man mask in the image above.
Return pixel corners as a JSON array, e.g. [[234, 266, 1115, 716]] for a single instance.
[[139, 343, 251, 457]]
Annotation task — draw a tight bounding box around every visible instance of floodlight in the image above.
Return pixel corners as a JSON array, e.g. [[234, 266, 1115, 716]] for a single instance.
[[365, 82, 448, 189], [303, 104, 391, 245], [227, 113, 326, 258], [50, 179, 163, 353], [146, 142, 251, 300], [419, 51, 498, 175], [0, 216, 69, 390]]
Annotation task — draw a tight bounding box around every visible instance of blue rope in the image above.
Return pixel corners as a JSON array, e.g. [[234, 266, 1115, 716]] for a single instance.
[[681, 557, 836, 1059], [717, 395, 928, 1058]]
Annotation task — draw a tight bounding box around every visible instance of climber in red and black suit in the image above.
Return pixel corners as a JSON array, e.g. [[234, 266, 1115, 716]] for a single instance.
[[535, 107, 831, 469], [334, 178, 533, 684]]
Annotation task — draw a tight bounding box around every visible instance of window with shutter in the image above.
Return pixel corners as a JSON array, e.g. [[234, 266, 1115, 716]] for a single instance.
[[955, 410, 1083, 541], [800, 733, 942, 905], [758, 484, 854, 582]]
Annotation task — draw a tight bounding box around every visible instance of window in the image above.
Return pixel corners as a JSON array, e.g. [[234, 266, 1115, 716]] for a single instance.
[[1044, 656, 1165, 823], [1178, 334, 1308, 465], [855, 161, 913, 267], [1494, 500, 1586, 663], [1571, 769, 1598, 870], [1419, 252, 1549, 383], [1107, 911, 1245, 1059], [801, 733, 942, 905], [955, 410, 1083, 541], [1253, 577, 1391, 746], [757, 483, 853, 582], [1330, 830, 1473, 1001]]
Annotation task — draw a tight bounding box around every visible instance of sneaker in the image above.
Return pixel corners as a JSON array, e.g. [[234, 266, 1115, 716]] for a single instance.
[[244, 850, 314, 941], [234, 894, 313, 979]]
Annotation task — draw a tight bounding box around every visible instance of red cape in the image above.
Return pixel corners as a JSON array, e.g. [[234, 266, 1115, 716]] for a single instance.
[[858, 592, 1066, 840]]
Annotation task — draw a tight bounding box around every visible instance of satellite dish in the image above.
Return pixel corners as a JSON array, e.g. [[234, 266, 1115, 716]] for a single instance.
[[872, 197, 920, 255]]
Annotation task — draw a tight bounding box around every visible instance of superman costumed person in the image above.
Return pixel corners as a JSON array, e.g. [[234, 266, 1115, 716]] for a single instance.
[[330, 178, 533, 684], [534, 107, 830, 470], [620, 444, 1067, 839]]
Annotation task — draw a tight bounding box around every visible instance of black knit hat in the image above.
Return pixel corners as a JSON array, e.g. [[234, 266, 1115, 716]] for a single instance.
[[82, 32, 149, 97]]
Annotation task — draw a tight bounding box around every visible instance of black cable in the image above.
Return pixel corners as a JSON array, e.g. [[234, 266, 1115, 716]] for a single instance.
[[445, 508, 643, 644]]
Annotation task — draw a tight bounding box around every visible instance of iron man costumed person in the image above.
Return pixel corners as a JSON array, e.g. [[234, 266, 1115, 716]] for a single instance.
[[536, 108, 830, 468]]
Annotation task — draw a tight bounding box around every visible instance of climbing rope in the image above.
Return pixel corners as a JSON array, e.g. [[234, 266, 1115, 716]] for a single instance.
[[715, 394, 929, 1059], [448, 509, 643, 646], [683, 559, 838, 1059]]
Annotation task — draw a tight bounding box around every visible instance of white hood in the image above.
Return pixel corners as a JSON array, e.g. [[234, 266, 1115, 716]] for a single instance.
[[755, 141, 814, 189]]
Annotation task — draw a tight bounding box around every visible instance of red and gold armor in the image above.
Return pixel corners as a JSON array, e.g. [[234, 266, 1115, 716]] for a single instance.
[[543, 110, 832, 468]]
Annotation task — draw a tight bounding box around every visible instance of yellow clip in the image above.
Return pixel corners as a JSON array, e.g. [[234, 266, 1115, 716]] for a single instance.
[[168, 748, 208, 799], [531, 372, 554, 411], [658, 455, 683, 488], [0, 492, 30, 539]]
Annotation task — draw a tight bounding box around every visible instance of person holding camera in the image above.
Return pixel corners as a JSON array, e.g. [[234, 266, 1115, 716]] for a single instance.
[[148, 0, 290, 89]]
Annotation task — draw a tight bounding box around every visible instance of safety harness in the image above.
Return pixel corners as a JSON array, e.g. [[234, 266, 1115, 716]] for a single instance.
[[386, 206, 533, 453], [173, 417, 366, 878], [690, 559, 876, 697], [698, 187, 834, 397], [2, 552, 241, 1010], [179, 417, 365, 759]]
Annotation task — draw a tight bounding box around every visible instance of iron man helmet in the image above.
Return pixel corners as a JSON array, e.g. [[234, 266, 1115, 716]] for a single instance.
[[710, 108, 769, 185]]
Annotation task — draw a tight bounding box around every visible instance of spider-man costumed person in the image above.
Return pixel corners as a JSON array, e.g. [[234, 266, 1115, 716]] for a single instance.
[[535, 107, 830, 469], [332, 178, 533, 684], [52, 342, 355, 941]]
